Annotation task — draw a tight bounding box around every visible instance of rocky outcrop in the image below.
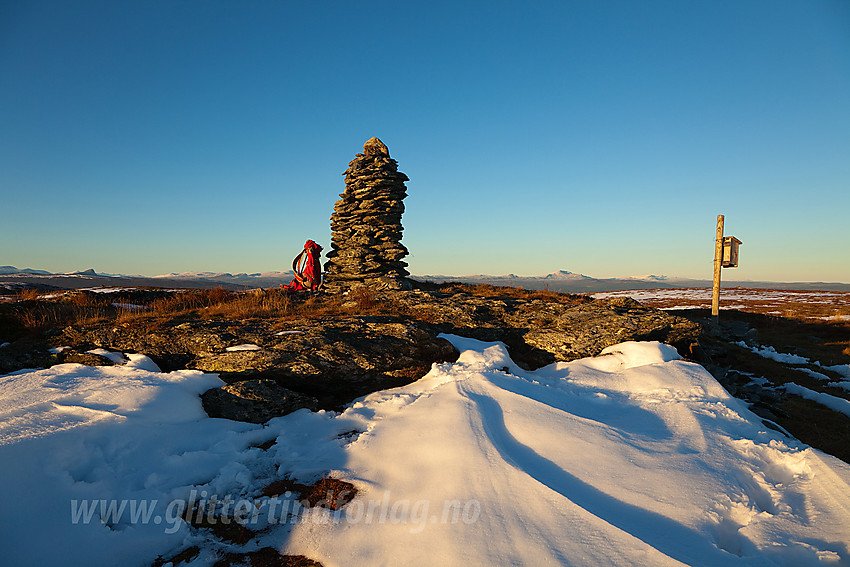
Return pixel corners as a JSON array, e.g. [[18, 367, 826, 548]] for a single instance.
[[63, 352, 115, 366], [31, 288, 702, 422], [188, 318, 459, 408], [323, 138, 410, 292]]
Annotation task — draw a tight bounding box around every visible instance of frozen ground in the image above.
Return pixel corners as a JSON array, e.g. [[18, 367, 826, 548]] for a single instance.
[[592, 288, 850, 320], [731, 341, 850, 420], [1, 338, 850, 566]]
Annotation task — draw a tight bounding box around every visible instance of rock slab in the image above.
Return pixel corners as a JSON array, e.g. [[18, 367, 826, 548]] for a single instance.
[[201, 379, 319, 424]]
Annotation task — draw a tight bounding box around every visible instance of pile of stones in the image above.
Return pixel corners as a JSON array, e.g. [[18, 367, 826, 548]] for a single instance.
[[323, 137, 411, 292]]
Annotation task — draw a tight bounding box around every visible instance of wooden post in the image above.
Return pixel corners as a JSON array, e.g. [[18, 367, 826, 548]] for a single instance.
[[711, 214, 724, 317]]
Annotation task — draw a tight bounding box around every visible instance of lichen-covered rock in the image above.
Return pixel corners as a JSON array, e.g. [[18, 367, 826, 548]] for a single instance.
[[63, 351, 115, 366], [515, 297, 701, 363], [201, 379, 318, 423], [394, 288, 701, 368], [189, 348, 280, 375], [57, 316, 459, 410], [323, 137, 411, 292], [59, 321, 238, 371]]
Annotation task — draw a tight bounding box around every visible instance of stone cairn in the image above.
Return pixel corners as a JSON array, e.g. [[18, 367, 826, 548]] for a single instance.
[[323, 137, 411, 292]]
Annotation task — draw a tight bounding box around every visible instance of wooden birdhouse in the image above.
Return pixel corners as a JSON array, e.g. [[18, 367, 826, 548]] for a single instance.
[[722, 236, 742, 268]]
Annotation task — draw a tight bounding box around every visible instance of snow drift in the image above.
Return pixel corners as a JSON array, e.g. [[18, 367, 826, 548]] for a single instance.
[[1, 338, 849, 566]]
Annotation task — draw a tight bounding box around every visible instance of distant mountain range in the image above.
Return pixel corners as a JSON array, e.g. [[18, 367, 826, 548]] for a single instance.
[[2, 266, 848, 293], [152, 271, 297, 288], [0, 266, 295, 292], [416, 270, 850, 292]]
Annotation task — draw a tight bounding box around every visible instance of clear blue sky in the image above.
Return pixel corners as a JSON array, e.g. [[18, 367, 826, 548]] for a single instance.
[[2, 0, 848, 282]]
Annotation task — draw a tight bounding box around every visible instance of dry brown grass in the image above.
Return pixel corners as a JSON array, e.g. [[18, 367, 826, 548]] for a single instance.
[[111, 288, 297, 327], [17, 288, 43, 301], [352, 287, 376, 310], [6, 281, 588, 335], [344, 288, 415, 318], [9, 298, 113, 332], [6, 286, 419, 335], [262, 476, 357, 510], [436, 282, 589, 305], [203, 290, 293, 319]]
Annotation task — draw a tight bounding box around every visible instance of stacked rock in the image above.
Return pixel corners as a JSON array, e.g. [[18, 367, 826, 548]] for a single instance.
[[323, 137, 411, 292]]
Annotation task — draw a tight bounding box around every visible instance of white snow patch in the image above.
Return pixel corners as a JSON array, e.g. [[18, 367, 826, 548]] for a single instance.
[[225, 344, 262, 352], [824, 364, 850, 380], [597, 340, 682, 368], [2, 339, 850, 566], [276, 330, 305, 335], [797, 368, 832, 381], [111, 302, 148, 311], [282, 337, 850, 566], [784, 383, 850, 418], [0, 363, 241, 566], [86, 348, 129, 365], [49, 346, 72, 354], [735, 343, 850, 384], [125, 353, 163, 372], [735, 342, 811, 365], [81, 287, 138, 294]]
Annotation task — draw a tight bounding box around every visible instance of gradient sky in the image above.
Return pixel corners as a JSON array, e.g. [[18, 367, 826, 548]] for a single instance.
[[1, 1, 848, 282]]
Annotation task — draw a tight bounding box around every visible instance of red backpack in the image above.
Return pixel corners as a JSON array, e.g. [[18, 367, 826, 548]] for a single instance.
[[284, 240, 323, 291]]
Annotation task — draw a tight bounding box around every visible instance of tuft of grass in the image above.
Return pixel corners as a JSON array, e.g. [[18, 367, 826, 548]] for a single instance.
[[352, 287, 376, 310], [17, 288, 43, 301]]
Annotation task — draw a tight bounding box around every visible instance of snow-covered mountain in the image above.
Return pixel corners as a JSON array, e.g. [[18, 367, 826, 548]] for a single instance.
[[1, 266, 122, 278], [150, 271, 295, 289], [416, 271, 850, 292], [0, 267, 295, 291], [153, 270, 293, 281], [417, 270, 689, 292], [0, 265, 52, 275], [627, 274, 678, 282]]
